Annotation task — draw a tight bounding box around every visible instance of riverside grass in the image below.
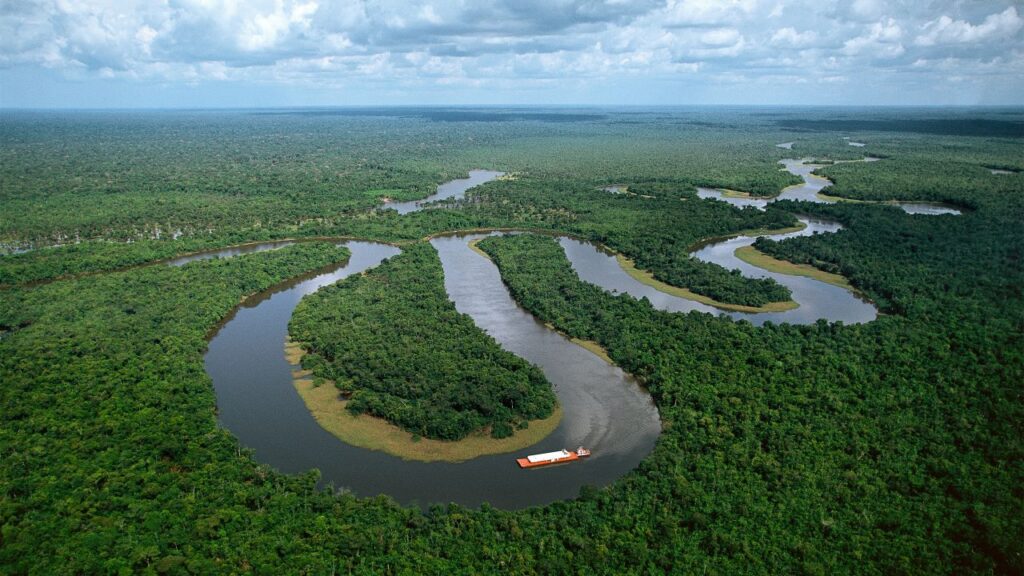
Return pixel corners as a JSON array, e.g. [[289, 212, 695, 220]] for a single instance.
[[734, 245, 855, 291], [613, 253, 798, 313], [286, 340, 562, 463]]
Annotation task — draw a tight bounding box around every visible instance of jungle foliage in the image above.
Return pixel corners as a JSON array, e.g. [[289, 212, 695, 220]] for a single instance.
[[479, 229, 1022, 575], [289, 242, 556, 440], [458, 180, 798, 306], [1, 107, 1022, 574], [2, 107, 800, 305]]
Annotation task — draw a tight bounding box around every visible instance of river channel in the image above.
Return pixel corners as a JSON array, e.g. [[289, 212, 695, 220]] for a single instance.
[[201, 159, 952, 508], [698, 158, 961, 215]]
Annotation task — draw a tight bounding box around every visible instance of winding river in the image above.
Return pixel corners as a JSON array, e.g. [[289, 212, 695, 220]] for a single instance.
[[560, 215, 875, 326], [204, 233, 661, 509], [698, 158, 961, 215], [200, 158, 956, 508], [387, 169, 504, 214]]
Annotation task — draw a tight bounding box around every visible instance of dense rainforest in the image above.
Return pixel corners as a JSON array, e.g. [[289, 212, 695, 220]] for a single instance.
[[478, 226, 1022, 575], [1, 107, 1022, 574], [0, 108, 805, 306], [289, 241, 556, 440]]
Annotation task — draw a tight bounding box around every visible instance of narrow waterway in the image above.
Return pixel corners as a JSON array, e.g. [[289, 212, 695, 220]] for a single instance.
[[609, 157, 961, 323], [699, 158, 960, 215], [387, 169, 504, 214], [168, 241, 295, 266], [559, 215, 876, 325]]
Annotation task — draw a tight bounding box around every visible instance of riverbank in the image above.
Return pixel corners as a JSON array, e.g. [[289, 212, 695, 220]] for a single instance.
[[285, 340, 563, 463], [734, 246, 854, 291], [469, 238, 616, 365], [569, 337, 614, 365], [468, 230, 803, 314], [613, 253, 798, 313], [716, 188, 776, 200]]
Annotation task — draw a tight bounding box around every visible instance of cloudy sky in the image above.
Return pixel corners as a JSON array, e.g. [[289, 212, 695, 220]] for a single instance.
[[1, 0, 1022, 107]]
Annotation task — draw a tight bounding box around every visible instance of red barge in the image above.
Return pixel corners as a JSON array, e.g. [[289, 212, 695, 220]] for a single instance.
[[517, 447, 591, 468]]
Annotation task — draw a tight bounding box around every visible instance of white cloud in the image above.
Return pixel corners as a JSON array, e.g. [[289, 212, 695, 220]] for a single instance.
[[915, 6, 1022, 46], [1, 0, 1022, 104], [850, 0, 885, 20], [135, 25, 157, 52], [700, 28, 741, 47], [238, 1, 318, 52], [770, 27, 818, 48], [660, 0, 760, 26], [418, 5, 442, 26], [842, 18, 904, 58]]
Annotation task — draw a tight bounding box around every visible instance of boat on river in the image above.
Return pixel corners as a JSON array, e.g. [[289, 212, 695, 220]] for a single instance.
[[517, 447, 591, 468]]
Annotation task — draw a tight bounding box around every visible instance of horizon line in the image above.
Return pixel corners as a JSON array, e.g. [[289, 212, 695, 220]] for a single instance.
[[4, 103, 1024, 112]]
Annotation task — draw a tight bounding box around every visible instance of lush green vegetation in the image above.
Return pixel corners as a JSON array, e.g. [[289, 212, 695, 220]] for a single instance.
[[0, 109, 799, 246], [478, 229, 1022, 575], [1, 108, 805, 306], [453, 179, 800, 306], [0, 233, 290, 286], [289, 242, 556, 440], [817, 156, 1022, 209], [2, 184, 800, 306], [1, 107, 1022, 574], [777, 117, 1024, 138], [1, 243, 360, 574]]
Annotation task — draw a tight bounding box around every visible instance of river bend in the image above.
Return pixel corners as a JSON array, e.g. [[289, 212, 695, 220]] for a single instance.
[[200, 158, 956, 507]]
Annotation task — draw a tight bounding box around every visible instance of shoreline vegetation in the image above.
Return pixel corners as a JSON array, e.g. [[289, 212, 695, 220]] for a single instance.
[[734, 245, 855, 291], [715, 188, 777, 200], [613, 254, 799, 313], [607, 219, 825, 312], [285, 340, 562, 462], [180, 223, 819, 319], [467, 228, 810, 314], [563, 332, 613, 364], [4, 108, 1022, 574]]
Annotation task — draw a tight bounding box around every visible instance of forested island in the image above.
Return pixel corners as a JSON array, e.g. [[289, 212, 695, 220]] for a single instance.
[[289, 241, 557, 446], [1, 107, 1022, 574]]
